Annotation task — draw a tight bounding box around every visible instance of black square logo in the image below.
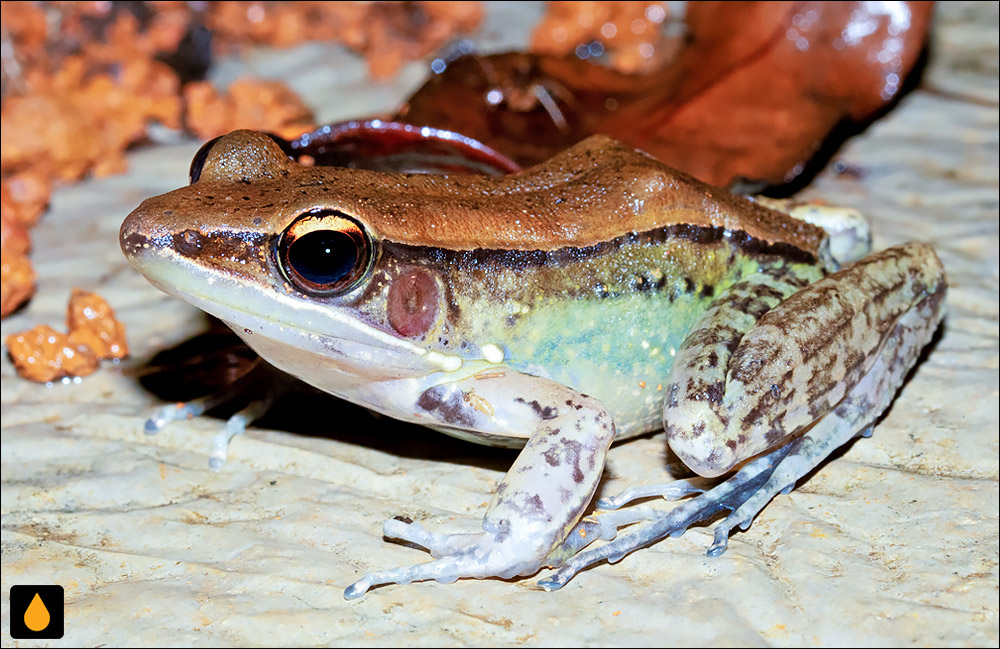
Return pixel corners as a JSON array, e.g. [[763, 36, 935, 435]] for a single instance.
[[9, 585, 64, 639]]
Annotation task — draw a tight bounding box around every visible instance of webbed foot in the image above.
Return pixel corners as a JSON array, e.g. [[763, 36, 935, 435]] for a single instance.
[[539, 442, 796, 590]]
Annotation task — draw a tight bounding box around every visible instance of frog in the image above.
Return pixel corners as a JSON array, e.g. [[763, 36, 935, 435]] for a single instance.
[[120, 129, 946, 598]]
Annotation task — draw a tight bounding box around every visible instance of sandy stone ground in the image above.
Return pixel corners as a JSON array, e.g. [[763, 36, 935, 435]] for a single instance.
[[2, 2, 997, 646]]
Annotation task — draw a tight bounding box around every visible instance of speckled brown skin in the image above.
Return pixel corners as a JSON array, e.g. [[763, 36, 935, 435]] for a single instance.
[[131, 129, 826, 253]]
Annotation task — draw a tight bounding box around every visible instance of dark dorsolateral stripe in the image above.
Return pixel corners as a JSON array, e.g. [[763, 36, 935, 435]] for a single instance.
[[385, 223, 819, 271]]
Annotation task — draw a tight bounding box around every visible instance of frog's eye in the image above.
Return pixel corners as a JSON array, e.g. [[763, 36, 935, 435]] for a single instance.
[[190, 132, 293, 184], [189, 136, 222, 184], [277, 210, 375, 296]]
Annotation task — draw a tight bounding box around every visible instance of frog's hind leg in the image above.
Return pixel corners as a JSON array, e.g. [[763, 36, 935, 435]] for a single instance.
[[379, 520, 483, 557], [539, 242, 945, 590]]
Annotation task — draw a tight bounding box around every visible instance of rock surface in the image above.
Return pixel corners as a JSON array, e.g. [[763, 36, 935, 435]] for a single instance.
[[2, 2, 997, 646]]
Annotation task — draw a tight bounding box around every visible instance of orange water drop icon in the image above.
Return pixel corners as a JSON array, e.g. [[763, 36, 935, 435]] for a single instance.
[[24, 592, 51, 632]]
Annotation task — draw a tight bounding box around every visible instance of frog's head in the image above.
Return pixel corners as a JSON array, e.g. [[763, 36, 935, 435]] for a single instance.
[[121, 130, 465, 398]]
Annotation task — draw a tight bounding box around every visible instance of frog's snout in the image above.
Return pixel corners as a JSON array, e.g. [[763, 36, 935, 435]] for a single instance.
[[120, 203, 153, 264]]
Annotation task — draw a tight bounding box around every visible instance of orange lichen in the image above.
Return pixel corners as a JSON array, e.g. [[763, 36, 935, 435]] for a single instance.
[[1, 173, 46, 262], [1, 172, 52, 228], [66, 289, 129, 360], [5, 289, 129, 381], [1, 10, 183, 182], [206, 1, 483, 79], [0, 171, 49, 316], [365, 1, 484, 80], [0, 249, 36, 318], [184, 79, 315, 141], [5, 324, 99, 383], [0, 1, 48, 73], [1, 215, 31, 258]]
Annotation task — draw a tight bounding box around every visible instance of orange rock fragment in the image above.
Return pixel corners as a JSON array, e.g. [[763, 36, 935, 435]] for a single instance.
[[1, 12, 183, 183], [0, 249, 36, 318], [184, 78, 315, 141], [205, 1, 483, 80], [66, 289, 129, 360], [365, 1, 484, 80], [0, 1, 47, 67], [1, 214, 32, 258], [1, 172, 51, 228], [5, 324, 99, 383], [5, 289, 128, 381]]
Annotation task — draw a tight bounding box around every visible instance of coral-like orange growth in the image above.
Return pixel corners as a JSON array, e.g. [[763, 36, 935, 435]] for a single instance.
[[5, 289, 128, 381], [66, 289, 130, 360], [206, 1, 483, 79], [0, 249, 36, 318], [184, 79, 315, 141], [6, 324, 99, 383]]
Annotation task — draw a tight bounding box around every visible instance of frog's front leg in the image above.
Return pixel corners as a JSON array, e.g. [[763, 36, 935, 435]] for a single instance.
[[343, 370, 615, 599], [541, 242, 946, 589]]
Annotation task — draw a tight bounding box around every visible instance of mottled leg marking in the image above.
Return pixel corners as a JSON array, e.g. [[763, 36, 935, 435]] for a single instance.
[[540, 480, 705, 565], [663, 265, 812, 477], [541, 445, 794, 588], [344, 371, 615, 599], [539, 242, 945, 590], [666, 242, 945, 478], [543, 286, 943, 589]]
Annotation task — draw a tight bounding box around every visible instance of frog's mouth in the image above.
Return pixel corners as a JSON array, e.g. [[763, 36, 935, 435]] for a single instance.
[[125, 243, 462, 391]]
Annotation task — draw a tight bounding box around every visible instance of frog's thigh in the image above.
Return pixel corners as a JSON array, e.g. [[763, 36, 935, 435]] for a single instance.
[[666, 242, 946, 478], [706, 279, 946, 551], [344, 370, 615, 598]]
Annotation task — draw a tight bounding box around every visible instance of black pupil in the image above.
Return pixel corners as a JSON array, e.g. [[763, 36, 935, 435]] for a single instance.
[[288, 230, 358, 286]]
